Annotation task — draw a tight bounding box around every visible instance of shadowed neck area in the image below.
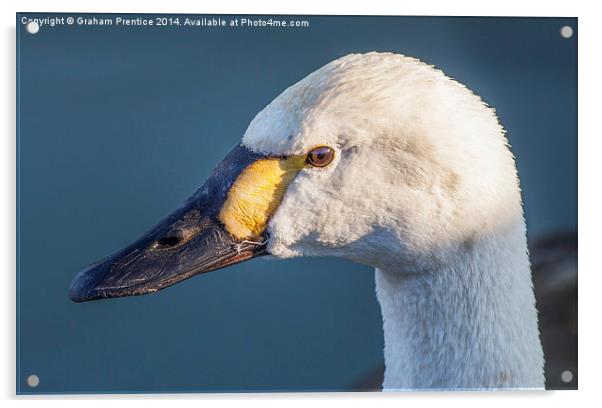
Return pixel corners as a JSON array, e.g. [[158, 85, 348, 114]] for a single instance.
[[374, 217, 545, 390]]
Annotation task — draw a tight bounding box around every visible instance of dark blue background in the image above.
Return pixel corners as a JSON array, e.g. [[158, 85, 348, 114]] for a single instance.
[[17, 14, 577, 393]]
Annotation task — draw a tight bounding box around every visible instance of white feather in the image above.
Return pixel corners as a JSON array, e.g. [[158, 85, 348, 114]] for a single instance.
[[242, 52, 544, 390]]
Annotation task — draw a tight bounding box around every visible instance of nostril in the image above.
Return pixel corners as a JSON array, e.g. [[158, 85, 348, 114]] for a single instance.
[[155, 236, 181, 248]]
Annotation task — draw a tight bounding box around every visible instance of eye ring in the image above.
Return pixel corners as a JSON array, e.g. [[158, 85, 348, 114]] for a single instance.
[[306, 146, 335, 167]]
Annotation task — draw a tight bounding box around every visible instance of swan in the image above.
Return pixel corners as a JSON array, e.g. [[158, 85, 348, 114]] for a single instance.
[[69, 52, 545, 391]]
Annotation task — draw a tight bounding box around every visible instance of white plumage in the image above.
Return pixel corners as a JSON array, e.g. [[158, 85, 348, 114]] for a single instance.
[[242, 52, 545, 390]]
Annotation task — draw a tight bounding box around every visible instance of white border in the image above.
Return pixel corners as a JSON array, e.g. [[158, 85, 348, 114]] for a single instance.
[[3, 1, 600, 407]]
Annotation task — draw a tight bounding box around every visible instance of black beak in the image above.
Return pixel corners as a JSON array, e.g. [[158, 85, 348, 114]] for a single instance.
[[69, 145, 268, 302]]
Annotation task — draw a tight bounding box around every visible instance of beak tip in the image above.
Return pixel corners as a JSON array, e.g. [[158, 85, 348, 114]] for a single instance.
[[69, 274, 90, 303], [69, 264, 102, 303], [69, 291, 87, 303]]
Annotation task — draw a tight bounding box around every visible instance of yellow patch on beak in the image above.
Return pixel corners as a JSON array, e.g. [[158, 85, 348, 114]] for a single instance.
[[219, 155, 307, 239]]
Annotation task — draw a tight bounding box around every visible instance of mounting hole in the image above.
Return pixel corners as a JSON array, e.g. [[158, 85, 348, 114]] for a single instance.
[[561, 370, 573, 383], [560, 25, 573, 39], [26, 21, 39, 35], [27, 374, 40, 387]]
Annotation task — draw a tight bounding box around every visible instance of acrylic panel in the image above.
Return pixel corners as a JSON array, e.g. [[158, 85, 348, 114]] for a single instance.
[[16, 13, 577, 394]]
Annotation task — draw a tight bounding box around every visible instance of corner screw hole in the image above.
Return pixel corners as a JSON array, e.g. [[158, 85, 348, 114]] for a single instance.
[[26, 21, 40, 34], [561, 370, 573, 383], [27, 374, 39, 387], [560, 26, 573, 39]]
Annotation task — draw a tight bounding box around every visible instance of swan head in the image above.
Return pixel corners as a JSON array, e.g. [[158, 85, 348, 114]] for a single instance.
[[70, 52, 523, 301]]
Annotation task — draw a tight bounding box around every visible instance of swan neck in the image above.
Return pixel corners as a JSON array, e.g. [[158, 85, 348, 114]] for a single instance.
[[375, 221, 544, 390]]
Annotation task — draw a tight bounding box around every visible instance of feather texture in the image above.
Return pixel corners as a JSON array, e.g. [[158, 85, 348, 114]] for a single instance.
[[241, 52, 544, 389]]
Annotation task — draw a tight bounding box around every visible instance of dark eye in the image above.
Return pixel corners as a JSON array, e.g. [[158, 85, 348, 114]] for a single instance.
[[306, 146, 335, 167]]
